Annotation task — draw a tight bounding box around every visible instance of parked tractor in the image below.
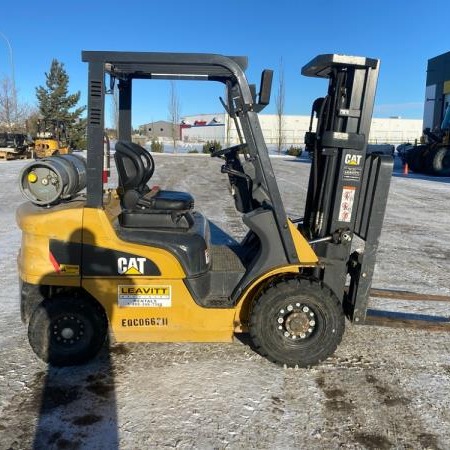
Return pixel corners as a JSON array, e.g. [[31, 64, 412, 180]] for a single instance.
[[403, 105, 450, 176]]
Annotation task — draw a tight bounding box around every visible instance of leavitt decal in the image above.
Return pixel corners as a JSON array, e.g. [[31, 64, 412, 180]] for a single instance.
[[118, 285, 172, 307]]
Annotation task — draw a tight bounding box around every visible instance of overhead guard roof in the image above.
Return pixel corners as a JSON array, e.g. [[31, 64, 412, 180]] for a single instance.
[[82, 51, 248, 81], [302, 54, 379, 78]]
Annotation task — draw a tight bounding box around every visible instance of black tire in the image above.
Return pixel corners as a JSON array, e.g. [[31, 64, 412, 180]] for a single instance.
[[249, 278, 345, 367], [405, 146, 427, 173], [28, 296, 108, 366], [431, 147, 450, 176], [424, 147, 439, 175]]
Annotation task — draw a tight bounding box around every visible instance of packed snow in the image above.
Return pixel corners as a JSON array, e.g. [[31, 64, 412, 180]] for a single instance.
[[0, 152, 449, 449]]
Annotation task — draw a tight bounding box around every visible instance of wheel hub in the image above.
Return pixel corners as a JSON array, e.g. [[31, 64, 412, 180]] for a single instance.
[[53, 315, 85, 345], [61, 327, 75, 339], [276, 303, 316, 340], [285, 312, 310, 334]]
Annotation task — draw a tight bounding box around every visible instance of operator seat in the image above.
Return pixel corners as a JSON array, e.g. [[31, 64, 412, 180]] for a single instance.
[[114, 140, 194, 229]]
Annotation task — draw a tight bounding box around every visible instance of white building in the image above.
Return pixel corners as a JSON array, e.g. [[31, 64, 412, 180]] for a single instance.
[[180, 113, 423, 147]]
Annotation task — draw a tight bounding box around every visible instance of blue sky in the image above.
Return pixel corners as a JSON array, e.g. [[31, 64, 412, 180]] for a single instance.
[[1, 0, 449, 127]]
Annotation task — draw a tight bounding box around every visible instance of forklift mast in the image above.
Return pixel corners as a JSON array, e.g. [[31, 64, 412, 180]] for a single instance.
[[301, 55, 393, 323]]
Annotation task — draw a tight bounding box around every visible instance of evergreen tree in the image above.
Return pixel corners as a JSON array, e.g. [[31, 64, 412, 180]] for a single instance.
[[36, 59, 86, 149]]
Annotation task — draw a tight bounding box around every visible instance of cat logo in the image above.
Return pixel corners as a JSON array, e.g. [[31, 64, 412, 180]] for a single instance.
[[117, 257, 146, 275], [344, 154, 362, 166]]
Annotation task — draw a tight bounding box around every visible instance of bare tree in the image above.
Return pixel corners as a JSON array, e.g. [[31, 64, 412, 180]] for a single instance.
[[275, 59, 285, 154], [0, 77, 35, 132], [0, 77, 17, 131], [168, 81, 181, 152]]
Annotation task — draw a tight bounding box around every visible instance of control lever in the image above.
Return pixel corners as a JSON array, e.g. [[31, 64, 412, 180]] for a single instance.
[[221, 165, 252, 182], [308, 230, 352, 245]]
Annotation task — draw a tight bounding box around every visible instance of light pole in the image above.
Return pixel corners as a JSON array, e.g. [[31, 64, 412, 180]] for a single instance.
[[0, 31, 18, 129]]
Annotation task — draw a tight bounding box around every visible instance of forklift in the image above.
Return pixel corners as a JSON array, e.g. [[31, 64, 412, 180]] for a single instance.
[[33, 119, 71, 158], [17, 51, 393, 367]]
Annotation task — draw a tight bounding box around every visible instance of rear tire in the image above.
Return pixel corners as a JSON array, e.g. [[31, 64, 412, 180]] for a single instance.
[[431, 147, 450, 176], [249, 278, 345, 367], [28, 296, 108, 366]]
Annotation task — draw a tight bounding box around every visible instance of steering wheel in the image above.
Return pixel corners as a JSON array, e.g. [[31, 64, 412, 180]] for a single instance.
[[210, 143, 246, 158]]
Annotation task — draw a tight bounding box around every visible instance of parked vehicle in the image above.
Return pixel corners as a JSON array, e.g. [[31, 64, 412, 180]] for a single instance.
[[0, 133, 31, 160], [403, 106, 450, 176], [32, 119, 71, 158]]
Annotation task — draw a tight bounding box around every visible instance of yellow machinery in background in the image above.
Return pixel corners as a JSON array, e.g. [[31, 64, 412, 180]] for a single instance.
[[33, 119, 71, 158]]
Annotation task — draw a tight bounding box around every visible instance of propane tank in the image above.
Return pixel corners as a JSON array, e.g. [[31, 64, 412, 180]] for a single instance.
[[19, 154, 87, 206]]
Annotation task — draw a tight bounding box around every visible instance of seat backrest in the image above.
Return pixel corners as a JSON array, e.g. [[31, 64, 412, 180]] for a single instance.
[[115, 141, 155, 192]]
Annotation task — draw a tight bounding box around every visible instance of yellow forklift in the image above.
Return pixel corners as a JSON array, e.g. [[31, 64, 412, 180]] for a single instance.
[[33, 119, 71, 158], [17, 51, 393, 367]]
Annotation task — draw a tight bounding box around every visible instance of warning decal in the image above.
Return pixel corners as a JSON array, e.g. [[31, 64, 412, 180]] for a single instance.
[[59, 264, 80, 275], [118, 285, 172, 307], [338, 186, 356, 222]]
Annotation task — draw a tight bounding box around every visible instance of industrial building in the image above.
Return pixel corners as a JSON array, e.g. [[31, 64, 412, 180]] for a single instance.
[[138, 120, 180, 140], [423, 51, 450, 130], [179, 113, 422, 147]]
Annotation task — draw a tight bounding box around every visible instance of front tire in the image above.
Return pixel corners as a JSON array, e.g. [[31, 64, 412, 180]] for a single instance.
[[249, 278, 345, 367], [28, 296, 108, 366]]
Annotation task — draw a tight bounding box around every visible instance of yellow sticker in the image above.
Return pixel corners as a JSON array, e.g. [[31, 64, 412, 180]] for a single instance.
[[59, 264, 80, 275]]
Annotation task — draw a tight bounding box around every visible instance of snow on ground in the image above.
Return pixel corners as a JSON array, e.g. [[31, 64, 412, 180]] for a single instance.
[[0, 153, 449, 449]]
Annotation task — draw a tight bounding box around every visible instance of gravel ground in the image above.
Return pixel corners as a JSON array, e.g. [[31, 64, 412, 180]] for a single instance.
[[0, 153, 449, 450]]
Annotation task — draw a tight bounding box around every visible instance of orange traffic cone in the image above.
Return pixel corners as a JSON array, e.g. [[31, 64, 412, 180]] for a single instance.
[[403, 162, 409, 175]]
